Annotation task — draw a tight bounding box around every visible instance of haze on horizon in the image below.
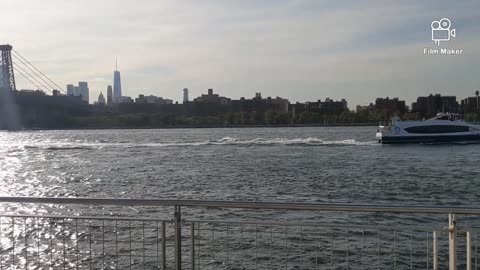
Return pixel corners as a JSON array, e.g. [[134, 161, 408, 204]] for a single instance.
[[1, 0, 479, 107]]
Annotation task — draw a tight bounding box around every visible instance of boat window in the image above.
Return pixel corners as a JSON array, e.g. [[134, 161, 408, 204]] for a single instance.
[[405, 125, 470, 134], [471, 127, 480, 132]]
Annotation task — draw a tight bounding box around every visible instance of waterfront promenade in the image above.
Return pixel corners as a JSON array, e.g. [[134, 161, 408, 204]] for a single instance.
[[0, 197, 478, 269]]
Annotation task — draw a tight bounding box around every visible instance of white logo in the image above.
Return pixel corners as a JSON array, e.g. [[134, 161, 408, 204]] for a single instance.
[[431, 18, 456, 46]]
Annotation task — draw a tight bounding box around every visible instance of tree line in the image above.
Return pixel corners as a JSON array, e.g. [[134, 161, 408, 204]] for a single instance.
[[38, 109, 424, 128], [9, 102, 480, 129]]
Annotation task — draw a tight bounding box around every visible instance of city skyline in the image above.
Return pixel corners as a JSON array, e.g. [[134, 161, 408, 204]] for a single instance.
[[2, 0, 480, 106]]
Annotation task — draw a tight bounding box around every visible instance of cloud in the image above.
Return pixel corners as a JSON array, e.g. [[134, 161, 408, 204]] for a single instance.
[[1, 0, 480, 106]]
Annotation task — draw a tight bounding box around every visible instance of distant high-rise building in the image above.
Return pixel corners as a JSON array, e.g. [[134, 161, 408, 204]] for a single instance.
[[66, 84, 75, 96], [375, 97, 406, 115], [107, 85, 113, 104], [295, 98, 347, 115], [67, 82, 89, 103], [194, 88, 230, 104], [97, 92, 106, 105], [113, 59, 122, 103], [117, 96, 133, 103], [78, 81, 89, 103], [412, 94, 458, 118], [136, 94, 173, 104], [461, 93, 480, 113], [183, 88, 189, 103]]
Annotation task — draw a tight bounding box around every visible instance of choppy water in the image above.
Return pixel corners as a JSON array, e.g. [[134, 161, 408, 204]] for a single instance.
[[1, 127, 480, 268], [0, 127, 479, 206]]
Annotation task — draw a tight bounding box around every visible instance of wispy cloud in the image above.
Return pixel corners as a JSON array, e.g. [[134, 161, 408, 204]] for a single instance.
[[1, 0, 479, 106]]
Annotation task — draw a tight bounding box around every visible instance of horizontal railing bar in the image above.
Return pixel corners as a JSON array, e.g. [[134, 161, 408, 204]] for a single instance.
[[0, 214, 447, 232], [0, 214, 172, 222], [1, 197, 480, 214], [186, 219, 445, 231]]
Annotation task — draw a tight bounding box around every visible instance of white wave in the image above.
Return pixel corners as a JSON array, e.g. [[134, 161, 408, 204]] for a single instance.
[[174, 137, 375, 146], [1, 137, 376, 150], [205, 137, 375, 146]]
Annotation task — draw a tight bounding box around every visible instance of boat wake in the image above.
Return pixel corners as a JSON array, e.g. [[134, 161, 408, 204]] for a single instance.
[[9, 137, 376, 151], [203, 137, 375, 146], [23, 145, 93, 150]]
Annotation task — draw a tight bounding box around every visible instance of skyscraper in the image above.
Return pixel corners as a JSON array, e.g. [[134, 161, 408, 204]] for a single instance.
[[113, 59, 122, 103], [183, 88, 189, 103], [78, 81, 89, 103], [107, 85, 113, 104], [66, 84, 75, 96]]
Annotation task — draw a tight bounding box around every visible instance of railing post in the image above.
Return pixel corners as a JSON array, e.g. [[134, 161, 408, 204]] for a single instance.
[[162, 221, 166, 270], [449, 213, 457, 270], [175, 205, 182, 270], [467, 231, 471, 270], [433, 230, 438, 270], [191, 222, 195, 270]]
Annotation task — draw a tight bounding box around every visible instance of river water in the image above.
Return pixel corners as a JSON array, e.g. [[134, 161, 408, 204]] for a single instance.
[[1, 127, 479, 268], [0, 127, 479, 206]]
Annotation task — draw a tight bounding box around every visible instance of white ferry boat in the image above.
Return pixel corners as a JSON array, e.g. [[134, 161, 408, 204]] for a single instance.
[[376, 113, 480, 144]]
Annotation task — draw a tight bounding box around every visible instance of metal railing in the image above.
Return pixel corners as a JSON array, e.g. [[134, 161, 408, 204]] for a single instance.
[[0, 197, 479, 269]]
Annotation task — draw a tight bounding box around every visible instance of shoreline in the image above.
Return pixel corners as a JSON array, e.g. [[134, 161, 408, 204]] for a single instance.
[[22, 123, 378, 131]]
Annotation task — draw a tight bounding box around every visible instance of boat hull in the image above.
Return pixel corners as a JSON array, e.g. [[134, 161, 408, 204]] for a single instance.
[[381, 134, 480, 144]]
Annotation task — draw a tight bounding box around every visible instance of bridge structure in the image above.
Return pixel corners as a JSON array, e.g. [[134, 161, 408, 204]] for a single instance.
[[0, 43, 65, 94], [0, 44, 72, 130], [0, 44, 16, 91]]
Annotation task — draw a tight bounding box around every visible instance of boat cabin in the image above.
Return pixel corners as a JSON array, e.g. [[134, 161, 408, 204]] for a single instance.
[[428, 113, 463, 121]]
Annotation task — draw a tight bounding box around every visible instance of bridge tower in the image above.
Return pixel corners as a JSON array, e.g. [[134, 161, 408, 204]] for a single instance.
[[0, 44, 16, 91]]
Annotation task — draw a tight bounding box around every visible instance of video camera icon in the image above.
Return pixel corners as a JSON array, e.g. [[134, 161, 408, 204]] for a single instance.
[[431, 18, 455, 46]]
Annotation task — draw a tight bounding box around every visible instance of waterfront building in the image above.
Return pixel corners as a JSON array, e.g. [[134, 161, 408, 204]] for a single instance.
[[107, 85, 113, 104], [375, 97, 407, 115], [461, 96, 480, 113], [412, 94, 458, 118], [66, 84, 75, 96], [183, 88, 189, 103], [321, 98, 347, 114], [271, 96, 290, 113], [229, 93, 290, 113], [293, 98, 347, 115], [194, 89, 230, 104], [135, 94, 173, 104], [13, 89, 85, 106], [117, 96, 133, 103], [113, 60, 122, 102], [190, 90, 289, 114]]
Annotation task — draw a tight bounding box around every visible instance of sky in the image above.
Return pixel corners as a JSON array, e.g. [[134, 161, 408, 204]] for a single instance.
[[1, 0, 480, 107]]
